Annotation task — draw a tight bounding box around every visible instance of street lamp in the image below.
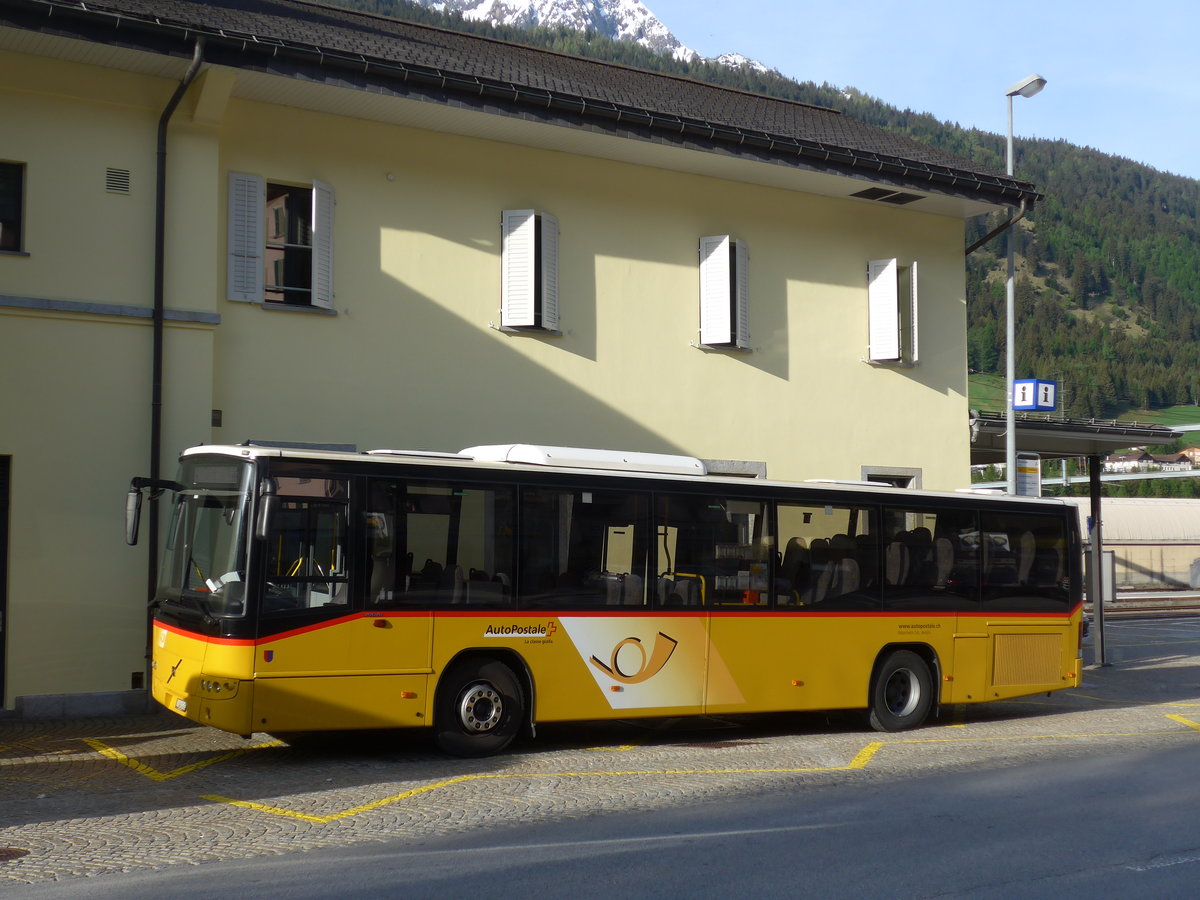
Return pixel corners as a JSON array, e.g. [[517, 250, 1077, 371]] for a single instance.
[[1005, 73, 1046, 494]]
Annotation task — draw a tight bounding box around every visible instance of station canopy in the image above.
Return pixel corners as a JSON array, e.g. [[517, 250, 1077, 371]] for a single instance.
[[968, 410, 1177, 464]]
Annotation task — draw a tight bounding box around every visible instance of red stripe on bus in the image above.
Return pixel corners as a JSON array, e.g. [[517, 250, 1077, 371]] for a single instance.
[[156, 600, 1083, 643]]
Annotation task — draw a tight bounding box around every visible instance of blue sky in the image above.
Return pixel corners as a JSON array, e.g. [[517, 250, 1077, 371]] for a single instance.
[[643, 0, 1200, 181]]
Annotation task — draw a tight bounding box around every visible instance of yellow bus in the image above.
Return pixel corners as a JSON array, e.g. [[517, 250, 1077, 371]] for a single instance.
[[127, 443, 1083, 756]]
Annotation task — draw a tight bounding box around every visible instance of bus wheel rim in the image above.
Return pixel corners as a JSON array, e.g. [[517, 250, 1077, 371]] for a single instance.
[[458, 682, 503, 733], [884, 668, 920, 717]]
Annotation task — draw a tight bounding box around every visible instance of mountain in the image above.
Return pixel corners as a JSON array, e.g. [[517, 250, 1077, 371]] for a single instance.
[[323, 0, 1200, 425], [415, 0, 698, 61]]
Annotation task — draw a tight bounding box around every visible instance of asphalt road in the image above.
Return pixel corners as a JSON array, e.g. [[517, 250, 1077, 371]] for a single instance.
[[10, 741, 1200, 899], [2, 618, 1199, 897]]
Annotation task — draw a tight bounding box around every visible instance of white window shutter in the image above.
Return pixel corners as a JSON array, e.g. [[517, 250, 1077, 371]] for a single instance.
[[539, 212, 559, 331], [699, 234, 732, 345], [501, 209, 536, 327], [868, 258, 900, 362], [908, 260, 919, 364], [734, 238, 750, 349], [227, 172, 264, 302], [311, 179, 335, 310]]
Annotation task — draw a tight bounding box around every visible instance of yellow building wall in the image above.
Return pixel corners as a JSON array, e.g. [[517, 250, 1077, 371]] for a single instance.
[[213, 99, 968, 487], [0, 53, 217, 705], [2, 51, 970, 705]]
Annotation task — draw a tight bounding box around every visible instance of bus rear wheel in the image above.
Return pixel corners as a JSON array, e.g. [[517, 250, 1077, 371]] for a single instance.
[[868, 650, 933, 732], [434, 659, 524, 757]]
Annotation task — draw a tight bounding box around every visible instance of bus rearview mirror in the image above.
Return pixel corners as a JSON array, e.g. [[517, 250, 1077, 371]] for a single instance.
[[125, 488, 143, 546]]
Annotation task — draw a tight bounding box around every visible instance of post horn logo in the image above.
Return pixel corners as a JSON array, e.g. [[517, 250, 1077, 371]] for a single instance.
[[590, 631, 678, 684]]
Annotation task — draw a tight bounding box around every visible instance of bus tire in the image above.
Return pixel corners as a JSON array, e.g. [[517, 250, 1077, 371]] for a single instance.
[[434, 659, 524, 757], [868, 650, 933, 732]]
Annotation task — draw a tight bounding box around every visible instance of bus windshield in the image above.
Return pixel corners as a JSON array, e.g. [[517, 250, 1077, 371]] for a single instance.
[[159, 457, 254, 618]]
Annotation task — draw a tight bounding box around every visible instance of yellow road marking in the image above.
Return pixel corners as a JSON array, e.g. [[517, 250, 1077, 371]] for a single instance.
[[1166, 714, 1200, 731], [1055, 692, 1200, 708], [204, 719, 1200, 824], [202, 746, 884, 824], [944, 705, 968, 728], [204, 775, 479, 823], [84, 737, 283, 782], [81, 712, 1200, 823]]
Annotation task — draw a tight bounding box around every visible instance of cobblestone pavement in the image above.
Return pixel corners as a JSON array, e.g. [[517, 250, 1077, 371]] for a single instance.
[[2, 618, 1199, 889]]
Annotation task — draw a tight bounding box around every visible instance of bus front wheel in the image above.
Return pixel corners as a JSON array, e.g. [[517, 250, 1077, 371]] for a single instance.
[[434, 659, 524, 757], [868, 650, 933, 732]]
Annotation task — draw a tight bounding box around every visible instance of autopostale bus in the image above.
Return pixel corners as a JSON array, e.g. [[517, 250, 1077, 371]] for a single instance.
[[127, 443, 1083, 756]]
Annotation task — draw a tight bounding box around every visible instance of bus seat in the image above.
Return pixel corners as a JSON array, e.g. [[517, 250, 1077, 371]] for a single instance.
[[854, 534, 878, 587], [416, 558, 443, 590], [779, 537, 808, 581], [440, 564, 464, 603], [885, 540, 908, 586], [608, 573, 644, 605], [777, 537, 810, 604], [934, 537, 954, 588], [629, 573, 646, 605], [1017, 530, 1036, 584], [606, 575, 623, 605], [369, 544, 395, 603], [806, 538, 830, 604], [658, 575, 699, 607], [905, 528, 934, 585]]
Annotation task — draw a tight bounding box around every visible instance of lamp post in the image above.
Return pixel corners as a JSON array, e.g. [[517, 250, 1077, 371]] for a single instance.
[[1004, 73, 1046, 494]]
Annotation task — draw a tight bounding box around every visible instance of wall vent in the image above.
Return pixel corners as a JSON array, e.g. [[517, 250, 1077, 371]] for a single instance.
[[851, 187, 923, 205], [105, 168, 131, 194]]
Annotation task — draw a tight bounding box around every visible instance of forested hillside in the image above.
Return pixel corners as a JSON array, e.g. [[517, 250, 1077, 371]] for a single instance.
[[326, 0, 1200, 420]]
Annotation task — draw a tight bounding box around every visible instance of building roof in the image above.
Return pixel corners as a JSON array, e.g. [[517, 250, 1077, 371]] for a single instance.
[[1062, 497, 1200, 543], [0, 0, 1040, 210]]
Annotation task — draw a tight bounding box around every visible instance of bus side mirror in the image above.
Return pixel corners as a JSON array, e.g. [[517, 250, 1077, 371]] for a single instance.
[[125, 488, 143, 546], [256, 488, 278, 541]]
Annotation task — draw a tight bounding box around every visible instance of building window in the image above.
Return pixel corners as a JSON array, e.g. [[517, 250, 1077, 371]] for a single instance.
[[501, 209, 559, 331], [227, 172, 334, 309], [867, 258, 918, 364], [0, 162, 24, 253], [861, 466, 922, 489], [698, 235, 749, 349]]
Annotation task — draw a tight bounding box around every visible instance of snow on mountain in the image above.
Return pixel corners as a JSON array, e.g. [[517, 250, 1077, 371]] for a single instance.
[[714, 52, 772, 75], [416, 1, 770, 69]]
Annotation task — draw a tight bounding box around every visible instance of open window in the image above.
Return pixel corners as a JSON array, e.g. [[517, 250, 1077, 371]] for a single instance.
[[867, 258, 918, 365], [501, 208, 559, 331], [0, 161, 24, 253], [698, 235, 749, 349], [228, 172, 334, 309]]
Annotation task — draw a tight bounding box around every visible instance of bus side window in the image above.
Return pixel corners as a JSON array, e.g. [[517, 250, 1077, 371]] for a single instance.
[[367, 479, 515, 609], [262, 476, 350, 615], [980, 511, 1070, 612], [656, 494, 772, 608], [881, 507, 978, 612], [518, 488, 649, 609], [775, 503, 878, 610]]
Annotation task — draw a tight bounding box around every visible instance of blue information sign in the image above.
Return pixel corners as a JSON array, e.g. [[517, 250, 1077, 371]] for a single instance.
[[1013, 379, 1057, 411]]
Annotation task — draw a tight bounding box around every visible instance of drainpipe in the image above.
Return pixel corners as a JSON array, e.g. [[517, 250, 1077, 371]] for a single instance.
[[965, 199, 1028, 256], [147, 38, 204, 614]]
